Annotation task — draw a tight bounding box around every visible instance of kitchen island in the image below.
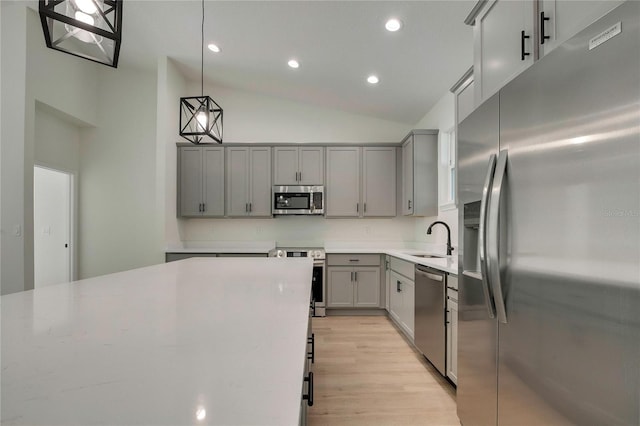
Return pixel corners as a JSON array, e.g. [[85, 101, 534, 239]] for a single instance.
[[1, 257, 313, 425]]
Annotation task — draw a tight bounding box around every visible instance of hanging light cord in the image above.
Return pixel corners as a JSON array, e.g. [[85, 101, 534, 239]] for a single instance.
[[201, 0, 204, 96]]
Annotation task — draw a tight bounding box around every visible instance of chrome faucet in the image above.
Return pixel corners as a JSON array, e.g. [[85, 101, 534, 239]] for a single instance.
[[426, 221, 454, 256]]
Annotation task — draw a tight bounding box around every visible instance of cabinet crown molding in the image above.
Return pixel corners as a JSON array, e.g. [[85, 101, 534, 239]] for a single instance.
[[464, 0, 488, 25]]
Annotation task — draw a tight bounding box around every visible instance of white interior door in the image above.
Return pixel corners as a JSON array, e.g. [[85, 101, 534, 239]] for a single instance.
[[34, 166, 71, 287]]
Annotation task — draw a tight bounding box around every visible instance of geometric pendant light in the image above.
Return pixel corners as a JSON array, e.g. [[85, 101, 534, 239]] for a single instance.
[[39, 0, 122, 68], [179, 0, 223, 144]]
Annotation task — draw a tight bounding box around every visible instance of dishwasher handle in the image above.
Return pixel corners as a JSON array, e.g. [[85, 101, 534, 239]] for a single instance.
[[415, 266, 444, 282]]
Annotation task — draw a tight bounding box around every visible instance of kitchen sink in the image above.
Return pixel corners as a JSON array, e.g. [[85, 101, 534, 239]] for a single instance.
[[405, 253, 446, 259]]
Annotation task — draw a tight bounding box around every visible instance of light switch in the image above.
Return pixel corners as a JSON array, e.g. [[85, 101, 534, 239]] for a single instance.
[[13, 225, 22, 237]]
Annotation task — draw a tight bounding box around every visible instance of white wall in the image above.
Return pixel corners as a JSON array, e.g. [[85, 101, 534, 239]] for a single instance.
[[412, 92, 459, 252], [158, 57, 188, 249], [79, 66, 160, 279], [187, 81, 413, 143], [34, 102, 82, 173], [1, 1, 28, 294]]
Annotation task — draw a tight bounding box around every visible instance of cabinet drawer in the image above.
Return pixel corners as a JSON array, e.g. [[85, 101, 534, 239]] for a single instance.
[[447, 296, 458, 311], [448, 274, 458, 290], [447, 287, 459, 303], [389, 256, 414, 280], [327, 254, 381, 266]]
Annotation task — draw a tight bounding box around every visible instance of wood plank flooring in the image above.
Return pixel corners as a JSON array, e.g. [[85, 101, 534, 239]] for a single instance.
[[308, 316, 460, 426]]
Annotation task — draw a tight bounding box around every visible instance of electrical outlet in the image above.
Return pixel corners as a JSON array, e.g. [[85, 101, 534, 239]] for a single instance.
[[13, 225, 22, 237], [365, 226, 371, 235]]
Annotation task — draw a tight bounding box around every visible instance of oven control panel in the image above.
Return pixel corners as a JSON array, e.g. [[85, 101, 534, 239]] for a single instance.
[[268, 248, 325, 260]]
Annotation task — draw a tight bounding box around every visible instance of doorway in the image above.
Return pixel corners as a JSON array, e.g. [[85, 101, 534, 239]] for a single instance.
[[33, 166, 74, 287]]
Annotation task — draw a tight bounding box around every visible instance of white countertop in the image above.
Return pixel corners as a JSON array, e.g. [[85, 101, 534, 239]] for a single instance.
[[325, 247, 458, 275], [1, 257, 313, 425]]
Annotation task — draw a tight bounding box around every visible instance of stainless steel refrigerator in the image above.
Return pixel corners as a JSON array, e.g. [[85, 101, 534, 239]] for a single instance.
[[457, 2, 639, 425]]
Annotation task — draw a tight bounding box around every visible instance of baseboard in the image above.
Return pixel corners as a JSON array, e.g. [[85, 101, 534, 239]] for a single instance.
[[326, 308, 387, 316]]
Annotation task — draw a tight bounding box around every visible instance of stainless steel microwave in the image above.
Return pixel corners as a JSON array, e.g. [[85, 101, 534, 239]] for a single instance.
[[272, 186, 324, 215]]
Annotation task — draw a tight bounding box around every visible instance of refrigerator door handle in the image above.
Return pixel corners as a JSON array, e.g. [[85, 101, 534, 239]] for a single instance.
[[488, 149, 508, 324], [479, 154, 497, 319]]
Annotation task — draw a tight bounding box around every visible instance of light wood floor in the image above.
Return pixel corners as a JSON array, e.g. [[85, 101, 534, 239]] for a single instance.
[[308, 316, 460, 426]]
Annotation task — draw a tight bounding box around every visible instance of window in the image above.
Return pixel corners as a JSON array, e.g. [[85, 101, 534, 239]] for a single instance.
[[439, 127, 456, 209]]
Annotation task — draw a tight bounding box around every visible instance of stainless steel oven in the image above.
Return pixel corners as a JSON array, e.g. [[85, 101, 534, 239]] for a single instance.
[[272, 186, 324, 215], [269, 248, 326, 316]]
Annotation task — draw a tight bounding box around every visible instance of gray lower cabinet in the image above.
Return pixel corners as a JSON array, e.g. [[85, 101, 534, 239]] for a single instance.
[[226, 147, 272, 217], [401, 130, 438, 217], [388, 256, 416, 341], [165, 253, 217, 262], [326, 146, 396, 218], [446, 274, 458, 384], [178, 146, 225, 217], [326, 253, 382, 308], [389, 270, 415, 340], [327, 267, 380, 308], [165, 253, 266, 262]]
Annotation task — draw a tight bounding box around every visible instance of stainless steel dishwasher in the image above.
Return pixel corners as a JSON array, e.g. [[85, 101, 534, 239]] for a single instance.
[[415, 264, 446, 375]]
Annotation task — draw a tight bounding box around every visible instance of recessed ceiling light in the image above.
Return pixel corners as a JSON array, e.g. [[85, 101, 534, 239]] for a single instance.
[[288, 59, 300, 69], [367, 75, 379, 84], [385, 18, 402, 32], [207, 43, 220, 53]]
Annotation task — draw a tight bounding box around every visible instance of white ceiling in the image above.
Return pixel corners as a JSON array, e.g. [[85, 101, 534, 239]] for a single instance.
[[119, 1, 475, 124]]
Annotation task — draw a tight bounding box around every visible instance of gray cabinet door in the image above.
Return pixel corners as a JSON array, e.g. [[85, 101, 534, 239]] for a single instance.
[[389, 270, 404, 323], [326, 147, 361, 217], [402, 278, 415, 339], [202, 147, 225, 217], [474, 0, 534, 104], [299, 146, 324, 185], [362, 147, 396, 217], [249, 147, 272, 216], [354, 267, 380, 307], [226, 147, 249, 216], [402, 138, 414, 215], [273, 146, 298, 185], [539, 0, 622, 57], [327, 268, 354, 307], [179, 147, 203, 216]]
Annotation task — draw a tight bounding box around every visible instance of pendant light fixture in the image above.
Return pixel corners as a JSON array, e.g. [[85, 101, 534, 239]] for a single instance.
[[179, 0, 223, 144], [39, 0, 122, 68]]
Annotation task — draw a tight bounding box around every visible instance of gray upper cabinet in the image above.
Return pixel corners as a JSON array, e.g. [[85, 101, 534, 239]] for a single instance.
[[401, 130, 438, 217], [467, 0, 620, 106], [178, 146, 224, 217], [226, 146, 272, 217], [273, 146, 324, 185], [473, 0, 535, 105], [451, 67, 475, 125], [326, 147, 361, 217], [538, 0, 622, 58], [362, 147, 396, 217], [326, 146, 396, 218]]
